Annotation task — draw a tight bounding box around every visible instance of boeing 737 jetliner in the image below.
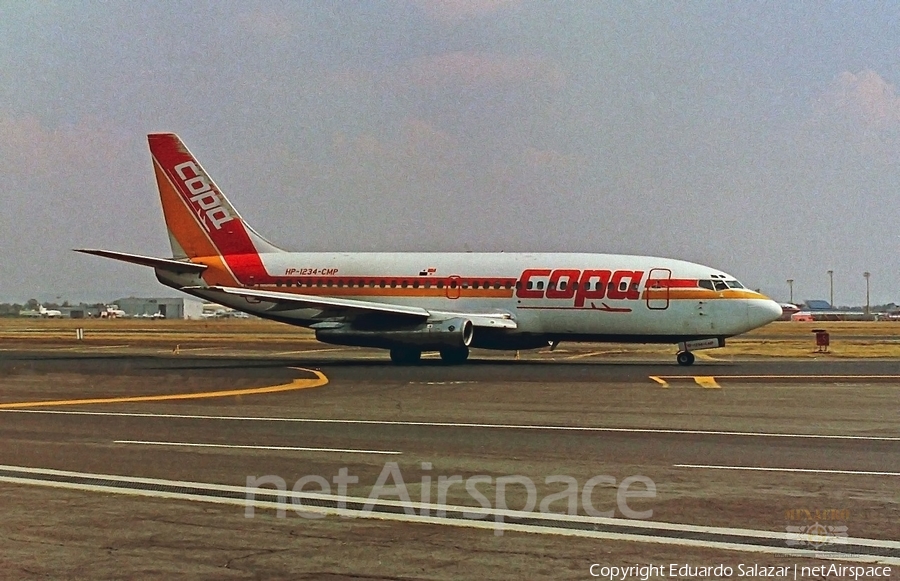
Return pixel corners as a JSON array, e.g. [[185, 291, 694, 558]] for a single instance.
[[77, 133, 781, 365]]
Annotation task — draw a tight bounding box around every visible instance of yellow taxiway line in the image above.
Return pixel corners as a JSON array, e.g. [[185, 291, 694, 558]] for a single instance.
[[651, 374, 900, 389], [692, 376, 721, 389], [649, 376, 669, 388], [649, 376, 720, 388], [0, 367, 327, 409]]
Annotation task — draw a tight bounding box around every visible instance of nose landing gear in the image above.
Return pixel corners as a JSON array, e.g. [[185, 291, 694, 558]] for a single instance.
[[676, 351, 695, 366]]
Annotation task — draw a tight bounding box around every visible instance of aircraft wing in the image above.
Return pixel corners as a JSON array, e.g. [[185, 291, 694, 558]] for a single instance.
[[196, 286, 517, 329]]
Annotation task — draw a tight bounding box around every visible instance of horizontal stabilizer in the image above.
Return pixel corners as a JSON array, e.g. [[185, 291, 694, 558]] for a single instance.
[[74, 249, 207, 273]]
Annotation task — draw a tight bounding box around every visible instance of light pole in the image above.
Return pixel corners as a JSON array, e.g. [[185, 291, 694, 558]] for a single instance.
[[863, 272, 871, 316], [787, 279, 794, 304], [827, 270, 834, 307]]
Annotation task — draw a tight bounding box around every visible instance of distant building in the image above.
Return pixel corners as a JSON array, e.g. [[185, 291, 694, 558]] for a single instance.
[[789, 299, 877, 322], [113, 297, 204, 319]]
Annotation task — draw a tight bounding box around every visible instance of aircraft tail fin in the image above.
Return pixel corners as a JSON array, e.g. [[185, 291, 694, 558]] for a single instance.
[[147, 133, 284, 260]]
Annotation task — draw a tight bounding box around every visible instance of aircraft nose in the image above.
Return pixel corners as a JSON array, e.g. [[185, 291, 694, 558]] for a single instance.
[[747, 299, 783, 328]]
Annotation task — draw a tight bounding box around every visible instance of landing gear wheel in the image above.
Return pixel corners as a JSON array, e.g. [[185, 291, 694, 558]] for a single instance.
[[390, 347, 422, 365], [676, 351, 695, 366], [439, 346, 470, 365]]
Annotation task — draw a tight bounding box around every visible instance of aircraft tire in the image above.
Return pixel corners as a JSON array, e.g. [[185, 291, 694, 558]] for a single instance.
[[676, 351, 695, 366], [439, 346, 470, 365], [390, 347, 422, 365]]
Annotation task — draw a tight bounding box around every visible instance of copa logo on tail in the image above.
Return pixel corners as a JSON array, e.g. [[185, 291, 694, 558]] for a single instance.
[[174, 161, 235, 232]]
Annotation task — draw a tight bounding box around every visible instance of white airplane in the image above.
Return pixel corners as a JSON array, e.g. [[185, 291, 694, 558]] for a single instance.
[[77, 133, 781, 365], [39, 305, 63, 318], [100, 305, 127, 318]]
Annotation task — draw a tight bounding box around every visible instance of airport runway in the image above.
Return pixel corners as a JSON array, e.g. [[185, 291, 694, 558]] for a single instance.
[[0, 348, 898, 579]]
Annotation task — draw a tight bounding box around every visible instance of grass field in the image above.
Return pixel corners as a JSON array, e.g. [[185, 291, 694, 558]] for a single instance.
[[1, 318, 898, 359]]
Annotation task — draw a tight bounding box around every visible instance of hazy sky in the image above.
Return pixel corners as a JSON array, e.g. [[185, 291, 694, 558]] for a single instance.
[[2, 1, 899, 305]]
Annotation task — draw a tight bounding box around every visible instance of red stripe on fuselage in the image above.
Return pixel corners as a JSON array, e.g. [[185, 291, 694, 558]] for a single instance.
[[649, 278, 697, 288]]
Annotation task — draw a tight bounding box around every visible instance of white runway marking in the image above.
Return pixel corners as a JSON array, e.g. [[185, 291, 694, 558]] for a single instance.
[[675, 464, 900, 476], [0, 464, 897, 564], [115, 440, 401, 455], [408, 381, 477, 385], [5, 409, 900, 441], [272, 348, 341, 355], [23, 345, 131, 352], [167, 346, 225, 352]]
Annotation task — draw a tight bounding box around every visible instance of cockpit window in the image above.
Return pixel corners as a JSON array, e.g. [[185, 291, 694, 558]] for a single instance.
[[698, 280, 715, 291], [713, 280, 728, 291], [725, 280, 745, 289]]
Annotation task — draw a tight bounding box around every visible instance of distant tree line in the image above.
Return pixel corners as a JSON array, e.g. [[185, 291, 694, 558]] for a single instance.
[[0, 300, 107, 317]]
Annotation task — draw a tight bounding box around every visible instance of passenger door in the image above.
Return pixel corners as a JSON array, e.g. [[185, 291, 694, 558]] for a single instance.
[[645, 268, 671, 310]]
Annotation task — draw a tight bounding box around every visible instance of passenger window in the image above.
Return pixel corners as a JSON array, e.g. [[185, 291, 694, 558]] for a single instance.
[[437, 281, 444, 289], [390, 280, 397, 288], [526, 281, 533, 290], [537, 281, 544, 290], [619, 281, 628, 292], [494, 282, 501, 290], [379, 280, 385, 288], [412, 281, 419, 289], [559, 281, 567, 291], [472, 282, 480, 289]]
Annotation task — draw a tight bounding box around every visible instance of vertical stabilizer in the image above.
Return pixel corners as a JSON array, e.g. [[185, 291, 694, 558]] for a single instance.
[[148, 133, 283, 260]]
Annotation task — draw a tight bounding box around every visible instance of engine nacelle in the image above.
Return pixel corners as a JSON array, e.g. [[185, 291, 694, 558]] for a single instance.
[[315, 318, 474, 350]]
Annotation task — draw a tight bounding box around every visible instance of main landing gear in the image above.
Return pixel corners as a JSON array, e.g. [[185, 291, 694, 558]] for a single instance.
[[439, 346, 469, 365], [389, 347, 421, 365], [676, 351, 695, 366]]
